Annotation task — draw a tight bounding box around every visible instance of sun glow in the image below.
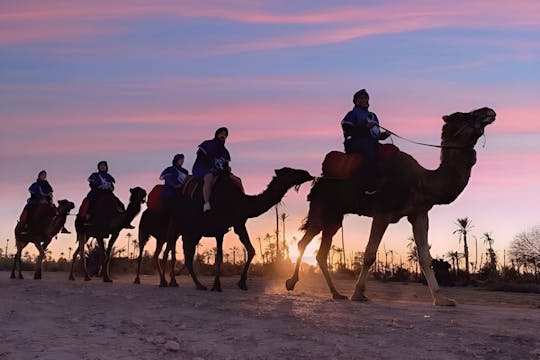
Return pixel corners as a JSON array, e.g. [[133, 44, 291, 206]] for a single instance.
[[287, 238, 320, 266]]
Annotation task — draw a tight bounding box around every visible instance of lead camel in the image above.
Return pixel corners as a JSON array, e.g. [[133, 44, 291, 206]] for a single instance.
[[286, 107, 496, 306]]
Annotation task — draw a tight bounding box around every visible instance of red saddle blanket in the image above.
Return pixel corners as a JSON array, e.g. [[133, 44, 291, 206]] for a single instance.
[[147, 185, 164, 213], [19, 203, 56, 223], [77, 198, 90, 218], [322, 144, 399, 179]]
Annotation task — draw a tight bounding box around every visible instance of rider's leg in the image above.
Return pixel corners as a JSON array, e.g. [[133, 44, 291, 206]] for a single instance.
[[202, 173, 214, 211]]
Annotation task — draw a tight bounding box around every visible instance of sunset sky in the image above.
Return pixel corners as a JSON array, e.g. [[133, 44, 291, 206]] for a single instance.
[[1, 1, 539, 266]]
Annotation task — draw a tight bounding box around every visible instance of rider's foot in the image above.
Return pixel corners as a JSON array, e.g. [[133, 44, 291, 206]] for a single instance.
[[203, 202, 211, 212], [60, 226, 71, 234], [124, 224, 135, 229]]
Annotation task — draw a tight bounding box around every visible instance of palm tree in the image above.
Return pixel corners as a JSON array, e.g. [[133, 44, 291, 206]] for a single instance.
[[482, 232, 494, 251], [482, 232, 496, 268], [280, 212, 289, 260], [126, 232, 132, 260], [230, 246, 240, 265], [406, 236, 419, 278], [446, 250, 460, 277], [264, 233, 275, 262], [453, 217, 473, 282], [132, 239, 138, 260]]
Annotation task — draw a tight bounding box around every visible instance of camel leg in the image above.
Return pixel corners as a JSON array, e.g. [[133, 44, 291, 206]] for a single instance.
[[159, 239, 170, 287], [234, 224, 255, 291], [69, 244, 82, 281], [33, 242, 46, 280], [163, 222, 180, 287], [183, 236, 207, 291], [11, 246, 23, 279], [168, 239, 179, 287], [352, 216, 389, 301], [410, 213, 456, 306], [102, 234, 118, 282], [286, 225, 320, 291], [316, 221, 347, 300], [211, 235, 224, 292], [134, 230, 149, 284]]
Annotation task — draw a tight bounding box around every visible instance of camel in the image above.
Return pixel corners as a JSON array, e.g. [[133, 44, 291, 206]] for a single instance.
[[286, 107, 496, 306], [161, 167, 314, 291], [69, 187, 146, 282], [11, 199, 75, 279]]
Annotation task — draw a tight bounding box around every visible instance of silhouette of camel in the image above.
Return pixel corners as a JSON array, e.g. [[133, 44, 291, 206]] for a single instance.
[[161, 167, 314, 291], [286, 107, 496, 306], [11, 199, 75, 279], [69, 187, 146, 282]]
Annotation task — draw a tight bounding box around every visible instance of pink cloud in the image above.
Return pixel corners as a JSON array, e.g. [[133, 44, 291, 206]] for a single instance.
[[2, 1, 539, 49]]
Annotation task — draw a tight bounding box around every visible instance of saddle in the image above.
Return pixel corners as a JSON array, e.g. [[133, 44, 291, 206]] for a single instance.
[[181, 175, 201, 201], [322, 144, 399, 179], [146, 176, 201, 213]]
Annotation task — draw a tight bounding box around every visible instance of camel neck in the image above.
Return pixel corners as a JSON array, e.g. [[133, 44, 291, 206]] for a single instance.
[[242, 177, 292, 218], [431, 147, 477, 204]]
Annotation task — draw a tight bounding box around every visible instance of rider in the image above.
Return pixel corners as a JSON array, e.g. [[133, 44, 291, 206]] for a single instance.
[[86, 161, 134, 229], [159, 153, 189, 213], [341, 89, 390, 195], [192, 127, 244, 212], [21, 170, 71, 234]]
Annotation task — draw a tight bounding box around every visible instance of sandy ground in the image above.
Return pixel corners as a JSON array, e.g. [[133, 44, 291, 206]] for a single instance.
[[1, 271, 539, 360]]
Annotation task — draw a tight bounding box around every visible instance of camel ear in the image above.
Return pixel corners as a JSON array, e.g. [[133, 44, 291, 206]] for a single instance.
[[442, 115, 450, 122], [130, 188, 134, 193]]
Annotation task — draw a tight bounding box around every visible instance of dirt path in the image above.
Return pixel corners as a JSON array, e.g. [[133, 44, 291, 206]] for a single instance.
[[1, 271, 539, 359]]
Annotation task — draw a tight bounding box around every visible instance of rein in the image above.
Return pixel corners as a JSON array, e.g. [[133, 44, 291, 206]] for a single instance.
[[379, 125, 485, 150]]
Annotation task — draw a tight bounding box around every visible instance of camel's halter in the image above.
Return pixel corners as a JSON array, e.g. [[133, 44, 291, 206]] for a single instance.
[[379, 123, 486, 150]]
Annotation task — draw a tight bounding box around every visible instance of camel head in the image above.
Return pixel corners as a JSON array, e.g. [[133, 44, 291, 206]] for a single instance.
[[441, 107, 496, 148], [274, 168, 314, 189], [129, 187, 147, 204], [57, 199, 75, 215]]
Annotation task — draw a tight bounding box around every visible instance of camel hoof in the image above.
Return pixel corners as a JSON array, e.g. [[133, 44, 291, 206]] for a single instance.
[[285, 278, 297, 291], [103, 278, 113, 283], [332, 293, 348, 300], [18, 275, 24, 280], [169, 281, 179, 288], [434, 297, 457, 307], [134, 278, 140, 284], [69, 275, 75, 281], [10, 274, 16, 279], [34, 274, 42, 280], [84, 276, 91, 281], [237, 281, 248, 291], [211, 286, 222, 292], [351, 293, 370, 302], [196, 284, 208, 291], [159, 282, 168, 288]]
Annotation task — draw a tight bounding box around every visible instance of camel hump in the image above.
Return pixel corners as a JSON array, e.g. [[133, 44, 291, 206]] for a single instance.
[[147, 185, 165, 213], [379, 143, 400, 161], [322, 151, 363, 179]]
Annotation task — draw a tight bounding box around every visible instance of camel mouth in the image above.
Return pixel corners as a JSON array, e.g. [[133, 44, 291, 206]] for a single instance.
[[482, 114, 495, 125]]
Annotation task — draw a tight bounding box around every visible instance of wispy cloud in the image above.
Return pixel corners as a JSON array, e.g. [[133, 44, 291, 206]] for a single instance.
[[2, 1, 539, 49]]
